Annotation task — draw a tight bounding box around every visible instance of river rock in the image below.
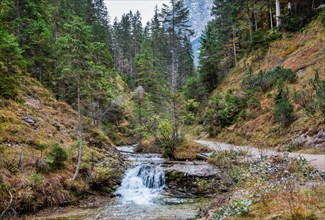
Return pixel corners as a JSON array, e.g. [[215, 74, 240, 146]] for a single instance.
[[164, 162, 232, 197]]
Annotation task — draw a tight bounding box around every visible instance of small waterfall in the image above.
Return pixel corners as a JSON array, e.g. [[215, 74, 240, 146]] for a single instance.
[[115, 163, 165, 205]]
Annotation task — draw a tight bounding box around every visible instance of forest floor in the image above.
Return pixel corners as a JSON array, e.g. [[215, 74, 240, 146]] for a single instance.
[[194, 140, 325, 172]]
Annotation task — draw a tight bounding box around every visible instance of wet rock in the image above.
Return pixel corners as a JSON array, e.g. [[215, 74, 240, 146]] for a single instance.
[[23, 117, 35, 126], [165, 163, 231, 197]]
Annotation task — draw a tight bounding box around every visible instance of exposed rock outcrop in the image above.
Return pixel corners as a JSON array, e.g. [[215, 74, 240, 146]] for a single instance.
[[165, 162, 232, 197]]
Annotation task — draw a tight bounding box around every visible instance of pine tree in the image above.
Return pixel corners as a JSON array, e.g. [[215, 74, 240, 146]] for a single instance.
[[198, 21, 223, 93], [160, 0, 194, 141]]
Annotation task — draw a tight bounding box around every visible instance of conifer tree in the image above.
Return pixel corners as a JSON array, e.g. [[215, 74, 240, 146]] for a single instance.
[[160, 0, 194, 141]]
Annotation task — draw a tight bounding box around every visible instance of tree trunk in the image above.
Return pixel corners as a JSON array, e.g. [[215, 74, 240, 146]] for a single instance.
[[15, 0, 21, 44], [73, 81, 83, 181], [246, 0, 253, 44], [253, 0, 258, 31], [171, 49, 178, 141], [269, 0, 274, 29], [232, 27, 237, 65], [275, 0, 281, 28]]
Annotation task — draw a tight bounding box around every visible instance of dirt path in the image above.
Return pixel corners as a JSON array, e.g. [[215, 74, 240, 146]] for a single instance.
[[194, 140, 325, 172]]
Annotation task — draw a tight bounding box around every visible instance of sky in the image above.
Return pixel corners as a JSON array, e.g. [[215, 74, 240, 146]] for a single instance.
[[105, 0, 169, 24]]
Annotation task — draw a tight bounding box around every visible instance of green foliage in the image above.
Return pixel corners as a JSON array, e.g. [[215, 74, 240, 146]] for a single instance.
[[241, 66, 297, 93], [204, 90, 246, 136], [183, 75, 207, 101], [246, 90, 260, 109], [293, 89, 316, 114], [34, 143, 47, 158], [28, 173, 44, 186], [320, 11, 325, 27], [198, 21, 226, 93], [0, 30, 22, 100], [0, 73, 20, 100], [249, 29, 282, 50], [157, 119, 175, 158], [273, 84, 295, 127], [215, 199, 253, 219], [293, 71, 325, 116], [311, 71, 325, 115], [285, 143, 303, 152], [280, 10, 316, 32], [0, 30, 23, 67], [182, 99, 199, 125], [46, 144, 68, 170]]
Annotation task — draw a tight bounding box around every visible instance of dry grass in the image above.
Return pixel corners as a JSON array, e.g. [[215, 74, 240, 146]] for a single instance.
[[207, 18, 325, 152], [244, 185, 325, 220], [0, 76, 124, 216], [173, 140, 212, 160], [135, 138, 161, 153]]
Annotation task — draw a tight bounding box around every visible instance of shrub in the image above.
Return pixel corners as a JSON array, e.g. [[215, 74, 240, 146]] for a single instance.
[[204, 95, 224, 136], [34, 143, 48, 158], [246, 90, 260, 109], [270, 66, 297, 83], [28, 173, 44, 186], [0, 74, 20, 100], [311, 71, 325, 115], [280, 11, 315, 32], [183, 75, 207, 101], [204, 90, 247, 136], [241, 66, 297, 93], [46, 144, 68, 170], [274, 84, 295, 126], [183, 99, 199, 125], [215, 199, 253, 219], [157, 119, 176, 158], [249, 29, 282, 50], [293, 71, 325, 116], [293, 89, 316, 114]]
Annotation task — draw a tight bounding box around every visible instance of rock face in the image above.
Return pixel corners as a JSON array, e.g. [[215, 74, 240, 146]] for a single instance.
[[183, 0, 214, 66], [184, 0, 213, 40], [165, 162, 231, 197]]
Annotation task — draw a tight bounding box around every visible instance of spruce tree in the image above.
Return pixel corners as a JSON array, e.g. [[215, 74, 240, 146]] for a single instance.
[[160, 0, 194, 141]]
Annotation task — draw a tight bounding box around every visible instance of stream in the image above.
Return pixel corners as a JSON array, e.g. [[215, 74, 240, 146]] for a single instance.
[[89, 145, 209, 220], [35, 145, 211, 219]]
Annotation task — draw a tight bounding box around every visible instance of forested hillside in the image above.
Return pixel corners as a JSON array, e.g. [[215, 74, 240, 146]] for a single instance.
[[0, 0, 197, 216], [0, 0, 131, 216], [185, 0, 325, 153], [0, 0, 324, 218]]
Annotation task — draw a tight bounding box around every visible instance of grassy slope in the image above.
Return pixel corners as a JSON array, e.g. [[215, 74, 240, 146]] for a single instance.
[[208, 18, 325, 153], [0, 76, 125, 215]]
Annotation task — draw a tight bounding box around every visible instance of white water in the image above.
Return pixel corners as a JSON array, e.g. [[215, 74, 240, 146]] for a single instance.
[[90, 146, 210, 220], [115, 163, 165, 205]]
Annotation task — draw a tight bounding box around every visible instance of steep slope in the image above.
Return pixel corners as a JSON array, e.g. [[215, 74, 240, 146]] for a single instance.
[[0, 76, 125, 216], [202, 18, 325, 153]]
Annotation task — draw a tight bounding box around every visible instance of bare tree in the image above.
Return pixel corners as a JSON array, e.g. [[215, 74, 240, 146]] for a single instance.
[[269, 0, 274, 29], [275, 0, 281, 28], [73, 78, 83, 181], [135, 86, 145, 126]]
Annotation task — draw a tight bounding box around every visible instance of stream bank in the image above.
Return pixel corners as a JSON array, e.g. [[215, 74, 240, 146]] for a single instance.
[[27, 144, 227, 219]]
